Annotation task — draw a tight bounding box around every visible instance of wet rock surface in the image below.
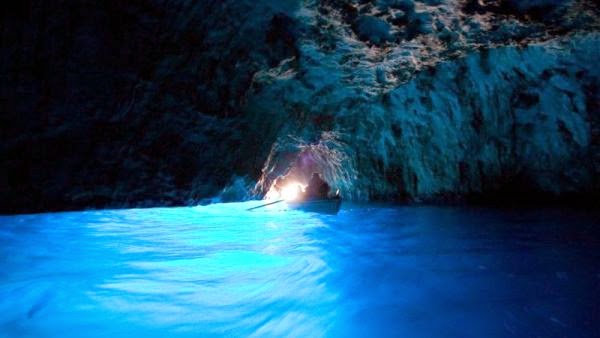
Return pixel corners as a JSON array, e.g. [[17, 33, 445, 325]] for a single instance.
[[1, 0, 599, 213]]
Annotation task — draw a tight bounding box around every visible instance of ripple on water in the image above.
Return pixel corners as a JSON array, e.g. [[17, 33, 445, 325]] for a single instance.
[[0, 203, 599, 337]]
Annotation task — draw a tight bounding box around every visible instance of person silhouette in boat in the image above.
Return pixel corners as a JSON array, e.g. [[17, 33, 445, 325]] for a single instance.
[[305, 172, 330, 200]]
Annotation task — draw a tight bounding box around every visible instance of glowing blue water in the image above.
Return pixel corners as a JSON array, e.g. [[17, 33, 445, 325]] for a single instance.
[[1, 202, 599, 337]]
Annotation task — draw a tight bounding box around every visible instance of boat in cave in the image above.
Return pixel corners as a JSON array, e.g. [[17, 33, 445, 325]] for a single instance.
[[287, 196, 342, 215]]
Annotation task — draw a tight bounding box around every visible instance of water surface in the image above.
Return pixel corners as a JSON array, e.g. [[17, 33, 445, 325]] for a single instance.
[[1, 203, 599, 337]]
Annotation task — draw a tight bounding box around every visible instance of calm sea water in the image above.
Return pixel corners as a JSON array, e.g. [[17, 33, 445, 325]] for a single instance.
[[0, 202, 599, 337]]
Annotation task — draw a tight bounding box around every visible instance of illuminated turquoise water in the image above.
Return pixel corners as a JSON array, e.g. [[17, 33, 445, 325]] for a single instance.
[[1, 202, 599, 337]]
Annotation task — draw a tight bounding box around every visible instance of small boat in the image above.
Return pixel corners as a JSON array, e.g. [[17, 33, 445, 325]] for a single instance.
[[287, 197, 342, 215]]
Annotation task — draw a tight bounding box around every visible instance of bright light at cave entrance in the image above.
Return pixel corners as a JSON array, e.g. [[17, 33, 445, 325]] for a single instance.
[[281, 183, 303, 201], [265, 181, 306, 201]]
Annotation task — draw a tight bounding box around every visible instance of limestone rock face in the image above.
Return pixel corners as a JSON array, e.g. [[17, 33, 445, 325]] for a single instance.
[[1, 0, 599, 212], [253, 36, 600, 202], [251, 1, 600, 202]]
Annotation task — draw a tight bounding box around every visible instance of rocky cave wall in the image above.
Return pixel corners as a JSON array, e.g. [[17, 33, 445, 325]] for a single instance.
[[1, 0, 299, 212], [1, 0, 599, 213], [251, 0, 600, 203]]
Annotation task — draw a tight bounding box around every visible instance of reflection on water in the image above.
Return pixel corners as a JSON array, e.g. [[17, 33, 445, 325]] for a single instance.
[[0, 203, 599, 337]]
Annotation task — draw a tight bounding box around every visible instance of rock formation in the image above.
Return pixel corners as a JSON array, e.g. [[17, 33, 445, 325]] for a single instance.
[[1, 0, 599, 213]]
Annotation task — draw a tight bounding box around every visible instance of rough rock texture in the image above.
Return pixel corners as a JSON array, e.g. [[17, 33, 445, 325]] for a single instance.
[[1, 0, 599, 213], [252, 0, 600, 202]]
